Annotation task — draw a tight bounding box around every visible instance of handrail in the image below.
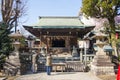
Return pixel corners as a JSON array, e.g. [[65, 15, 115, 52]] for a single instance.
[[37, 54, 95, 63], [82, 54, 95, 62]]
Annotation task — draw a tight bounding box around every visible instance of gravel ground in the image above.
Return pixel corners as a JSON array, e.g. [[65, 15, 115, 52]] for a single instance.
[[15, 72, 102, 80], [1, 72, 116, 80]]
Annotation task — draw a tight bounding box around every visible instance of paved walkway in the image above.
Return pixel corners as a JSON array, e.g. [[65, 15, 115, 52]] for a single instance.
[[15, 72, 102, 80]]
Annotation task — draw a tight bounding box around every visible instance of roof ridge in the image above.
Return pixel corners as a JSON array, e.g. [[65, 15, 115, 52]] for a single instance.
[[39, 16, 79, 19]]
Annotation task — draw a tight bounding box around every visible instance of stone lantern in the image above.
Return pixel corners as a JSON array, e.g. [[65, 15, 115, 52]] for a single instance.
[[91, 32, 114, 75], [6, 30, 23, 75], [9, 30, 23, 56]]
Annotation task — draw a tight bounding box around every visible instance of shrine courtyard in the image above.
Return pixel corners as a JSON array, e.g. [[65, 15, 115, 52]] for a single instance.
[[0, 16, 117, 80], [0, 72, 116, 80], [0, 68, 117, 80], [6, 72, 102, 80]]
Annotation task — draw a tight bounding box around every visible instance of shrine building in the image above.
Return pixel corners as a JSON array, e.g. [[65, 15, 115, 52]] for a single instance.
[[23, 16, 94, 55]]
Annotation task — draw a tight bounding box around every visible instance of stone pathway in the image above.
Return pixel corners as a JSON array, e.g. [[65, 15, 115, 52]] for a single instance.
[[0, 77, 6, 80], [15, 72, 102, 80]]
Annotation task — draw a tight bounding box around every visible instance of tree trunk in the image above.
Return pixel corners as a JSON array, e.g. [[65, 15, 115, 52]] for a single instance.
[[109, 19, 118, 56], [110, 32, 118, 56]]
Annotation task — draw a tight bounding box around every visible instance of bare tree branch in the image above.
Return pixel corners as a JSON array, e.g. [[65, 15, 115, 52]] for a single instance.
[[1, 0, 27, 30]]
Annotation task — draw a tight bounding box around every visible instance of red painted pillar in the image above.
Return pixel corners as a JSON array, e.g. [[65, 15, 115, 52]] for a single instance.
[[117, 65, 120, 80]]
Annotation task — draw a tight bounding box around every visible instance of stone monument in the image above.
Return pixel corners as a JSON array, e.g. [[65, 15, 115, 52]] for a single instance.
[[91, 32, 114, 75], [72, 46, 78, 57]]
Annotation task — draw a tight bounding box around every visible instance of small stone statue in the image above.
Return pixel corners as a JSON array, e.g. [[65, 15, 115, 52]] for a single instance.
[[72, 46, 78, 57]]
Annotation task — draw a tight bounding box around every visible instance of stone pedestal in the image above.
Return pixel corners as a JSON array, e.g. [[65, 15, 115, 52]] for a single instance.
[[5, 41, 21, 75], [91, 55, 114, 75], [6, 52, 21, 75]]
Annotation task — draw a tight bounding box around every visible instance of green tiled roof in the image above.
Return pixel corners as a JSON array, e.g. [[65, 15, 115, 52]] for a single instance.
[[30, 16, 94, 29]]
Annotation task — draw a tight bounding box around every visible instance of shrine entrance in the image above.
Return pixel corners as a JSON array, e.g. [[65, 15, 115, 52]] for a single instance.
[[47, 36, 75, 54], [52, 39, 65, 47]]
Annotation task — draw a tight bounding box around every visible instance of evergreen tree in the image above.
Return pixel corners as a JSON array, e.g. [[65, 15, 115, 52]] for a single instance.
[[0, 0, 27, 70], [0, 22, 13, 70]]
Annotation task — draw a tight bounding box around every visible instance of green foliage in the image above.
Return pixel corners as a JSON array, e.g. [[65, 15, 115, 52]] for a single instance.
[[81, 0, 120, 44], [81, 0, 120, 56], [81, 0, 120, 19], [0, 22, 13, 69]]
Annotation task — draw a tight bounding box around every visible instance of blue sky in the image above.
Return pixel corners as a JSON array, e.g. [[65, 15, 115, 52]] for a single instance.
[[22, 0, 82, 25]]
